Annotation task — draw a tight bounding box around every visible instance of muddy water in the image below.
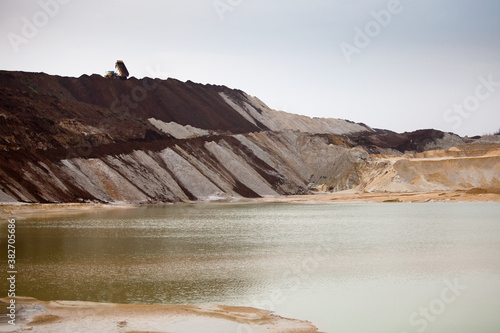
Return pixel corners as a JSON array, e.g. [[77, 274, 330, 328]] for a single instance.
[[2, 202, 500, 332]]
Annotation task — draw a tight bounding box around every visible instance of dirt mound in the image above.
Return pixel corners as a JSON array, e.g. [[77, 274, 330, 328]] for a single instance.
[[0, 71, 268, 151]]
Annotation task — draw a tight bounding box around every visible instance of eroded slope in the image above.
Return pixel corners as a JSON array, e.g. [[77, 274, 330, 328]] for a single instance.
[[0, 70, 498, 203]]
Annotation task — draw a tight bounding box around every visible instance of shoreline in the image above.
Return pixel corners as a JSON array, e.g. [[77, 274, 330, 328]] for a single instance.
[[1, 190, 499, 219], [0, 297, 320, 333], [253, 189, 500, 204], [1, 192, 498, 332], [0, 202, 137, 220]]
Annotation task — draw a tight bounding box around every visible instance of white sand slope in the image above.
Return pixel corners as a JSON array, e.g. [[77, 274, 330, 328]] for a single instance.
[[219, 92, 370, 135]]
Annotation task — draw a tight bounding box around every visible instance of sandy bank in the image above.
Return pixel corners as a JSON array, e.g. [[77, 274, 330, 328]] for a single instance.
[[0, 297, 320, 333], [1, 189, 499, 220], [253, 190, 500, 204], [0, 202, 136, 220]]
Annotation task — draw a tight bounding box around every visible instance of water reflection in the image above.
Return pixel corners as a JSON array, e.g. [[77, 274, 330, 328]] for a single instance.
[[2, 202, 500, 332]]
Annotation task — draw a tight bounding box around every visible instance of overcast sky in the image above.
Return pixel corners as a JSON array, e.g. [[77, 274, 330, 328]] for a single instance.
[[1, 0, 499, 136]]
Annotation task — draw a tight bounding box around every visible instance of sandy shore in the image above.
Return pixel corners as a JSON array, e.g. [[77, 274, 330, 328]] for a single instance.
[[0, 202, 136, 220], [1, 189, 499, 220], [253, 189, 500, 204], [0, 297, 320, 333]]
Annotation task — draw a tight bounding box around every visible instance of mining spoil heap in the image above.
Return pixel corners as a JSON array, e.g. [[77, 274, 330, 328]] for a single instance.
[[0, 70, 499, 203]]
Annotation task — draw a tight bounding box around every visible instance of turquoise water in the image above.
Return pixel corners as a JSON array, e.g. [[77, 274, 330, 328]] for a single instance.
[[2, 202, 500, 332]]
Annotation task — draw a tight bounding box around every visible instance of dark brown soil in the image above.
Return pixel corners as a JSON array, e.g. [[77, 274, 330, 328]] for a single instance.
[[0, 70, 268, 152], [347, 129, 446, 153]]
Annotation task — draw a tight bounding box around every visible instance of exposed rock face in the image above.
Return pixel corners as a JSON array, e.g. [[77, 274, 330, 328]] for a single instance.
[[0, 70, 498, 203]]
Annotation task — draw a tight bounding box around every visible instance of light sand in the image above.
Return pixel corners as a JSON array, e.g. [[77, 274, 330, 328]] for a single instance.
[[0, 202, 136, 220], [254, 190, 500, 204], [0, 297, 320, 333], [1, 190, 499, 220]]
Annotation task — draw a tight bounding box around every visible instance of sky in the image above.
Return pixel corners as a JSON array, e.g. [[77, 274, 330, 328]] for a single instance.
[[1, 0, 499, 136]]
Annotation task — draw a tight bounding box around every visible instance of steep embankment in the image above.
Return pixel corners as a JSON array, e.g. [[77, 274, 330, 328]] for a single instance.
[[0, 70, 498, 203], [0, 71, 370, 203], [0, 130, 372, 203]]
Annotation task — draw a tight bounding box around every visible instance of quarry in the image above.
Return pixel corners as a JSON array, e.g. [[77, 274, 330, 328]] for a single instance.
[[0, 70, 499, 204]]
